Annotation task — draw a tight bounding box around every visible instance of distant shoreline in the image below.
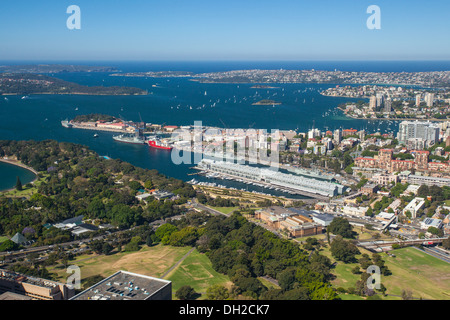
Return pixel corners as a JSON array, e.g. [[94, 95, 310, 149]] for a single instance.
[[336, 106, 449, 122], [2, 92, 147, 96]]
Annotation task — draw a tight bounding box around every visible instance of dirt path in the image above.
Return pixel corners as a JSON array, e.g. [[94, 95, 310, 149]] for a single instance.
[[161, 247, 196, 279]]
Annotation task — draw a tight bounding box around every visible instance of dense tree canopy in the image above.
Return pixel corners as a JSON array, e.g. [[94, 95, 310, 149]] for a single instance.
[[0, 140, 196, 247], [328, 217, 356, 239]]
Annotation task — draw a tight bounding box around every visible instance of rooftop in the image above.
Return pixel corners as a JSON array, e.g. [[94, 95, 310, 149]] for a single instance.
[[0, 269, 66, 290], [70, 271, 171, 301]]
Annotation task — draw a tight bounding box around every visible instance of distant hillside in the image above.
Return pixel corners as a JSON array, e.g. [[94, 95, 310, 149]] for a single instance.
[[0, 64, 118, 74], [0, 73, 147, 96]]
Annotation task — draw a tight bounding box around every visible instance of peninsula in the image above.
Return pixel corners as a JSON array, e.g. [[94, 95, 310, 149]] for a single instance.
[[0, 73, 148, 96], [0, 64, 118, 74]]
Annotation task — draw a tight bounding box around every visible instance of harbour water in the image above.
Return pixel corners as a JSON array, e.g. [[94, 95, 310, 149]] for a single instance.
[[1, 61, 448, 197], [0, 161, 37, 192]]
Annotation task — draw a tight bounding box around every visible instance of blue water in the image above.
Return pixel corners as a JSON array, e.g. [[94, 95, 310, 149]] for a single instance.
[[0, 162, 36, 192], [1, 60, 448, 196]]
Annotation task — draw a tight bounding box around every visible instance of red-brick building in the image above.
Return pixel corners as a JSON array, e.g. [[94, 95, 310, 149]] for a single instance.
[[355, 149, 450, 174]]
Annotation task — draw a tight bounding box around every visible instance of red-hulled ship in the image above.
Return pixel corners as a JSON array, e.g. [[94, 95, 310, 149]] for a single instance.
[[148, 139, 173, 150]]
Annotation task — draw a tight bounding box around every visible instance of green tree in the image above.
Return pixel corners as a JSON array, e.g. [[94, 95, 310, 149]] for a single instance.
[[330, 236, 360, 263], [0, 240, 19, 252], [277, 268, 298, 291], [206, 285, 230, 300], [176, 285, 198, 300], [427, 226, 444, 237], [155, 223, 178, 244], [328, 217, 355, 238], [281, 287, 310, 300], [124, 236, 142, 252], [15, 176, 23, 191], [102, 242, 113, 255], [352, 266, 361, 274], [442, 237, 450, 250]]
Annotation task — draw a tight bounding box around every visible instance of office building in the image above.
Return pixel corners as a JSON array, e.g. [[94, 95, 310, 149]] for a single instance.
[[70, 270, 172, 300], [255, 207, 323, 237], [403, 198, 425, 219], [0, 269, 75, 300]]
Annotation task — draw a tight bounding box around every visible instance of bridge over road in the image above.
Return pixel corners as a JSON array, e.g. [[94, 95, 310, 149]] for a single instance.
[[357, 237, 449, 252]]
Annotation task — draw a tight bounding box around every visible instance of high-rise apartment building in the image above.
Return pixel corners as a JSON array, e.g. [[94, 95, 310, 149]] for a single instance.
[[397, 121, 440, 148]]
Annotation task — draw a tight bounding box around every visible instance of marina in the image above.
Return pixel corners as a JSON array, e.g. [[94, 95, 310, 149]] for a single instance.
[[0, 62, 411, 191], [194, 159, 345, 199]]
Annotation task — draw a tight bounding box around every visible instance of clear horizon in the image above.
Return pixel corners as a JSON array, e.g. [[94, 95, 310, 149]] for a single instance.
[[1, 0, 449, 61]]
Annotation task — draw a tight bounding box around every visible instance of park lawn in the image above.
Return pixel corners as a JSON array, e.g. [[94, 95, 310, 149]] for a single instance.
[[318, 243, 375, 291], [1, 173, 48, 198], [381, 247, 450, 300], [2, 186, 37, 198], [320, 242, 450, 300], [353, 226, 392, 241], [0, 236, 9, 243], [165, 248, 231, 298], [209, 206, 238, 215], [50, 244, 191, 283]]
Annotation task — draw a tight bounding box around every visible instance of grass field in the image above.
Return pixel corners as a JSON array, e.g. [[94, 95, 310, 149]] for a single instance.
[[49, 244, 231, 300], [381, 247, 450, 300], [208, 206, 238, 215], [318, 242, 450, 300], [1, 173, 48, 198], [0, 236, 8, 244], [165, 248, 231, 298], [50, 244, 192, 282]]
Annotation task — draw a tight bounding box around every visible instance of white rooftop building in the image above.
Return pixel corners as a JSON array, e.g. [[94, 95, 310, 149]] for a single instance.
[[403, 197, 425, 219], [420, 218, 443, 230], [341, 205, 369, 217], [198, 159, 345, 197]]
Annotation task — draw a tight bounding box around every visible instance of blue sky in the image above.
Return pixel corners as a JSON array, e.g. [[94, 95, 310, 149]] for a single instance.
[[0, 0, 449, 61]]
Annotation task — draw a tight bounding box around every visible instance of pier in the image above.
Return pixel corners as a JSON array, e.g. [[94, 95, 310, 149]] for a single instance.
[[194, 159, 344, 200]]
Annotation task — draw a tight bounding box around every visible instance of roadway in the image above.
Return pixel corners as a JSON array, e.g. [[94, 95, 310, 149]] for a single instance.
[[418, 246, 450, 264]]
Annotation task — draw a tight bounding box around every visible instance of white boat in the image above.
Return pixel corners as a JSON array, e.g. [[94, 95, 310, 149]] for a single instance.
[[61, 120, 73, 128]]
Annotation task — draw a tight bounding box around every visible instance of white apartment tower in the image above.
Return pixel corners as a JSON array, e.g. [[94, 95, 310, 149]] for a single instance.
[[397, 120, 440, 148]]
